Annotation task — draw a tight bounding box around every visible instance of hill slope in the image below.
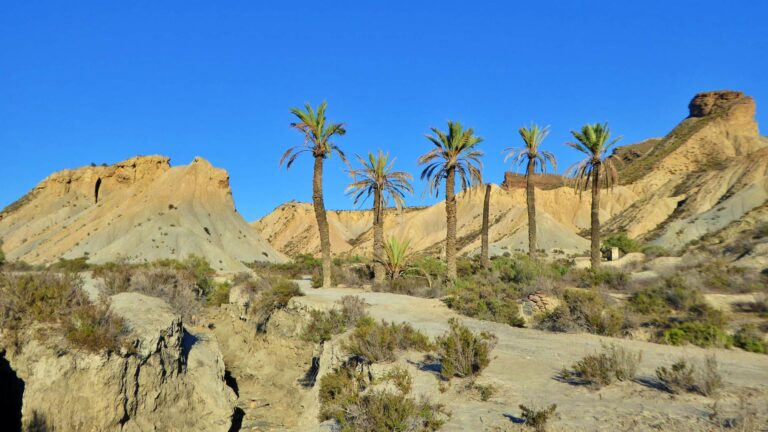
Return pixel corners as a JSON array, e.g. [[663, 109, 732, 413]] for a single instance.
[[0, 156, 285, 271]]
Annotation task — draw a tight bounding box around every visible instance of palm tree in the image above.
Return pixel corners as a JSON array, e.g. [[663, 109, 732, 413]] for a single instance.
[[566, 123, 621, 268], [480, 183, 491, 268], [346, 151, 413, 284], [504, 124, 557, 258], [418, 121, 483, 281], [280, 101, 346, 288]]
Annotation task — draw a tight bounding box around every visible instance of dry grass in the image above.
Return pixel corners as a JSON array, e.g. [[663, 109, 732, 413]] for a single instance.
[[561, 343, 642, 389]]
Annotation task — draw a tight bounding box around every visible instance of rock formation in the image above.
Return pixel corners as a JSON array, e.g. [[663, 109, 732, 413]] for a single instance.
[[0, 156, 286, 271], [3, 292, 236, 431]]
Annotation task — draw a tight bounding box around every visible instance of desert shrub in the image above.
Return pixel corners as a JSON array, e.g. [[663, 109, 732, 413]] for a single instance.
[[250, 253, 321, 280], [473, 383, 496, 401], [301, 296, 368, 343], [0, 272, 129, 352], [319, 366, 445, 432], [64, 302, 129, 353], [733, 324, 767, 354], [602, 233, 640, 254], [93, 259, 133, 293], [628, 276, 703, 314], [50, 256, 90, 273], [436, 318, 497, 380], [250, 279, 303, 331], [655, 359, 696, 394], [311, 262, 371, 288], [641, 244, 669, 258], [657, 355, 723, 396], [380, 275, 445, 298], [661, 322, 732, 348], [691, 261, 765, 293], [378, 366, 413, 394], [0, 240, 5, 267], [561, 343, 642, 388], [0, 272, 85, 328], [443, 280, 525, 327], [207, 281, 231, 306], [535, 289, 626, 336], [129, 266, 202, 320], [345, 317, 432, 363], [519, 403, 557, 432], [574, 267, 628, 290], [489, 255, 570, 285]]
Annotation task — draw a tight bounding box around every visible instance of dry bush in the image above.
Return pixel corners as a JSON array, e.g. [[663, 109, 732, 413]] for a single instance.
[[655, 358, 696, 394], [436, 318, 497, 380], [129, 266, 202, 321], [250, 278, 303, 331], [339, 295, 367, 326], [519, 403, 557, 432], [535, 289, 626, 336], [318, 366, 445, 432], [345, 317, 432, 363], [64, 301, 129, 353], [561, 343, 642, 388], [301, 296, 368, 343]]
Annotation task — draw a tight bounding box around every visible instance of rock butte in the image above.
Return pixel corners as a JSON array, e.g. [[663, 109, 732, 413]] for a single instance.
[[0, 156, 286, 272]]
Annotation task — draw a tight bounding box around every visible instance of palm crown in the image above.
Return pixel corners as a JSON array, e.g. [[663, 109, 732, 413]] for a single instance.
[[346, 151, 413, 209], [418, 121, 484, 196], [503, 123, 557, 174], [280, 101, 347, 168], [566, 123, 621, 191]]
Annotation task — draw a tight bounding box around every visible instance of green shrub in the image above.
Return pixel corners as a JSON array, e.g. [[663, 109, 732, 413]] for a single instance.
[[250, 279, 303, 331], [318, 366, 445, 431], [536, 289, 626, 336], [436, 318, 497, 380], [443, 280, 525, 327], [575, 267, 628, 290], [602, 233, 640, 254], [661, 321, 732, 348], [50, 256, 90, 273], [561, 343, 641, 388], [378, 366, 413, 394], [628, 276, 703, 315], [345, 317, 432, 363], [733, 324, 767, 354], [207, 281, 231, 306], [302, 309, 348, 343], [64, 302, 129, 353], [519, 403, 557, 432]]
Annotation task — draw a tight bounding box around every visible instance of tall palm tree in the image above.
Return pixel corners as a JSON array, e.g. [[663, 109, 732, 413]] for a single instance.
[[566, 123, 621, 268], [480, 183, 491, 268], [504, 124, 557, 258], [418, 121, 483, 281], [346, 151, 413, 284], [280, 101, 346, 288]]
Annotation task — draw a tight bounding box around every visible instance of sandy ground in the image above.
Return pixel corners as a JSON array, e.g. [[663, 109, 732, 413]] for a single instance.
[[294, 280, 768, 432]]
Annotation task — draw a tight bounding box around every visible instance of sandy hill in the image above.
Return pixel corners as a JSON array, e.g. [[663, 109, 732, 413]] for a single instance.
[[0, 156, 286, 271], [254, 90, 768, 260]]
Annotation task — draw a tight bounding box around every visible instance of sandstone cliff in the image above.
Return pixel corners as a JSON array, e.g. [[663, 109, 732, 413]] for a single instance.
[[0, 156, 286, 271]]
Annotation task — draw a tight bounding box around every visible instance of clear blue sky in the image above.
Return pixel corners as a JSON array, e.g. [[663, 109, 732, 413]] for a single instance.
[[1, 1, 766, 221]]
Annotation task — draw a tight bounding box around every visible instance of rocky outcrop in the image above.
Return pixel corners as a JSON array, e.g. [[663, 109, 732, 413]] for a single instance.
[[688, 90, 750, 117], [0, 156, 286, 271], [501, 173, 565, 190], [4, 293, 236, 431]]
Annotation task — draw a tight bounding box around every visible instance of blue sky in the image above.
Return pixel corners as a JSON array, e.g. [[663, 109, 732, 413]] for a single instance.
[[1, 1, 766, 221]]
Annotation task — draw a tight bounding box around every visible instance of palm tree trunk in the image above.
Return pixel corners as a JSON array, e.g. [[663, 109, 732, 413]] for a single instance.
[[445, 166, 457, 280], [590, 163, 601, 268], [526, 158, 537, 259], [313, 156, 333, 287], [372, 186, 385, 284], [481, 184, 491, 268]]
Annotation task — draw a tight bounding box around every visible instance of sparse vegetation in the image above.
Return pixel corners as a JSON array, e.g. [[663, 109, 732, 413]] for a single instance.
[[318, 366, 446, 431], [345, 317, 432, 363], [561, 343, 641, 388], [733, 324, 767, 354], [656, 355, 723, 396], [602, 232, 640, 255], [436, 318, 497, 380], [536, 289, 626, 336], [519, 403, 557, 432], [250, 279, 303, 331]]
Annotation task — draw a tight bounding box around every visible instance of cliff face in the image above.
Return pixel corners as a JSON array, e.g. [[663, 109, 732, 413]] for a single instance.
[[0, 156, 286, 271], [256, 91, 768, 258]]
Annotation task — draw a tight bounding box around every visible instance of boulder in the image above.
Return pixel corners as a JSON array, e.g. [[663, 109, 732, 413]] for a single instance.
[[5, 292, 236, 431]]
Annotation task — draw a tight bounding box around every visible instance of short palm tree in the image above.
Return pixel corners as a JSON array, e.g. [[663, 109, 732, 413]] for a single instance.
[[280, 101, 346, 288], [346, 151, 413, 283], [566, 123, 621, 268], [504, 124, 557, 258], [418, 121, 483, 281], [379, 236, 414, 280]]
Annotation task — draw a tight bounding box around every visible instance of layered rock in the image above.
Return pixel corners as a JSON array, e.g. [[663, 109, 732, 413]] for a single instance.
[[4, 292, 236, 431], [0, 156, 286, 271]]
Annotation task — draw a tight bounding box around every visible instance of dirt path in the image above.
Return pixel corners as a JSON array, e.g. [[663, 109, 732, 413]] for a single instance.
[[295, 281, 768, 431]]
